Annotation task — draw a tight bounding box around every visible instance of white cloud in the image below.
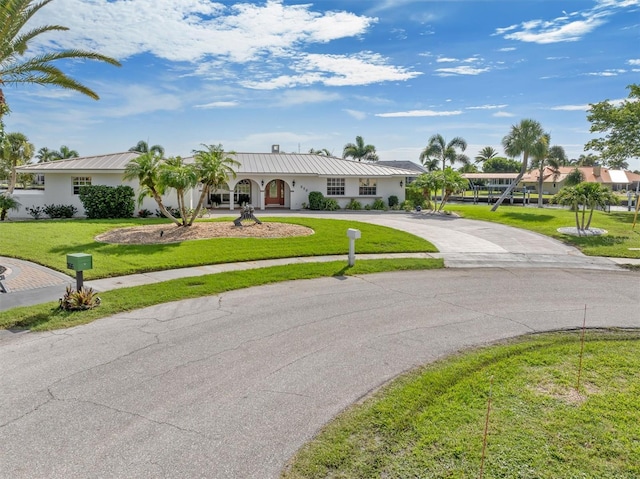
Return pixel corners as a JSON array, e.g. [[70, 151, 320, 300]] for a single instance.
[[467, 104, 508, 110], [344, 109, 367, 120], [550, 104, 589, 111], [33, 0, 377, 62], [498, 47, 517, 52], [101, 84, 183, 117], [242, 52, 421, 89], [434, 65, 490, 76], [437, 57, 458, 63], [194, 101, 239, 109], [628, 59, 640, 66], [495, 0, 638, 44], [375, 110, 462, 118], [493, 111, 515, 118], [585, 69, 626, 76]]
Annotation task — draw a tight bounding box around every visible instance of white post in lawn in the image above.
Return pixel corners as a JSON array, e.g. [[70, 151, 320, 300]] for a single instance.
[[347, 228, 361, 267]]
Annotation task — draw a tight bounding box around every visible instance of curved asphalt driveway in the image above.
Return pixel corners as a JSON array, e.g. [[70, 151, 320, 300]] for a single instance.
[[1, 267, 639, 478]]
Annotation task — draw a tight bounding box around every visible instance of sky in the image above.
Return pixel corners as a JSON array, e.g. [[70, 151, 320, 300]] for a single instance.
[[5, 0, 640, 170]]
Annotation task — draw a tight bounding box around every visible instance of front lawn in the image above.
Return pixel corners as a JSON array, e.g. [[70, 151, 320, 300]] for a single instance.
[[283, 329, 640, 479], [0, 217, 437, 279], [447, 205, 640, 258]]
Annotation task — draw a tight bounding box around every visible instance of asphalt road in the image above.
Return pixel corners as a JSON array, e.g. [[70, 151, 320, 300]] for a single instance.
[[1, 268, 639, 478]]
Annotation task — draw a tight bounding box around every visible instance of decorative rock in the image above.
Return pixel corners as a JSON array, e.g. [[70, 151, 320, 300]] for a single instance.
[[557, 227, 607, 237]]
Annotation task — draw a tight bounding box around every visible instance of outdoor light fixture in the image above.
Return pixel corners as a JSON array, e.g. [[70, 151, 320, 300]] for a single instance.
[[261, 180, 264, 187], [400, 180, 404, 187], [292, 180, 296, 187]]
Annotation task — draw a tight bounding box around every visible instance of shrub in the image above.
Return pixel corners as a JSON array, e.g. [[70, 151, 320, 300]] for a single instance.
[[323, 198, 340, 211], [371, 198, 386, 210], [308, 191, 325, 210], [26, 206, 44, 219], [43, 204, 77, 219], [79, 185, 135, 219], [388, 195, 399, 208], [138, 208, 153, 218], [59, 286, 101, 311], [346, 199, 362, 210]]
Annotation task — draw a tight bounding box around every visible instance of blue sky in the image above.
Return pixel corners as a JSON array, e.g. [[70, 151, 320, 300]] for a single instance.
[[6, 0, 640, 169]]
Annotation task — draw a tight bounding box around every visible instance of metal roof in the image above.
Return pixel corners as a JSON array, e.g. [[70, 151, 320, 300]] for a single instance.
[[18, 152, 140, 172], [18, 152, 416, 177]]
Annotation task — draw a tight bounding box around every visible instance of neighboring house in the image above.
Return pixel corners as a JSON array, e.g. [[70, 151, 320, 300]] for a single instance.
[[13, 147, 414, 217], [461, 173, 519, 190], [376, 161, 427, 185], [520, 165, 640, 195]]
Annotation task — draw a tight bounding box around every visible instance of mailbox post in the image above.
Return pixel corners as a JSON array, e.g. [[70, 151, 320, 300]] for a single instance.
[[66, 253, 93, 290], [346, 228, 361, 267]]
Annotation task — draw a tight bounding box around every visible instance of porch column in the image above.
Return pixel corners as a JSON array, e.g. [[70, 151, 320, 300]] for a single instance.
[[229, 189, 234, 210], [260, 188, 265, 210]]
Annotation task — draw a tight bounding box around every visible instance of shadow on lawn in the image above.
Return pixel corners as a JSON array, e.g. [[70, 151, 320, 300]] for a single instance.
[[502, 212, 555, 223]]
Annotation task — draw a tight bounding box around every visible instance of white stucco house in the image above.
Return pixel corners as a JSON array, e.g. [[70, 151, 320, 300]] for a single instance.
[[12, 146, 415, 218]]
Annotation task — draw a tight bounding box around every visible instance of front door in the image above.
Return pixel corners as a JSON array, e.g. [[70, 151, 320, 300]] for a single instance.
[[265, 180, 285, 206]]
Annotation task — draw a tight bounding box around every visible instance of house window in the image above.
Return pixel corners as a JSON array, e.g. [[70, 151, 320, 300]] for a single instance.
[[326, 178, 345, 196], [235, 179, 251, 204], [359, 178, 377, 195], [72, 176, 91, 195]]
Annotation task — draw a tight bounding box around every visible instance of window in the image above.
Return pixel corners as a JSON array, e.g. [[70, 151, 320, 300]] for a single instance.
[[72, 176, 91, 195], [326, 178, 345, 196], [359, 178, 377, 196]]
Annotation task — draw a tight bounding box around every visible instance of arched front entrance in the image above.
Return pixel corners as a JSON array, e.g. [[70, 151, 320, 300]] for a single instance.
[[265, 179, 285, 206]]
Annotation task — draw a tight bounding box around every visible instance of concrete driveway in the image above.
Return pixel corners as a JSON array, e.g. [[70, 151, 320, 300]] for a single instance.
[[1, 268, 638, 478]]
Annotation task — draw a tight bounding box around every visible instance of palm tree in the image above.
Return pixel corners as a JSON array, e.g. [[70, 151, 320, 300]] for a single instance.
[[189, 144, 239, 225], [474, 146, 499, 165], [410, 173, 440, 210], [36, 147, 55, 163], [51, 145, 79, 160], [564, 168, 585, 187], [129, 140, 165, 158], [343, 136, 378, 162], [0, 0, 121, 122], [530, 135, 567, 208], [552, 182, 618, 233], [123, 152, 180, 226], [0, 194, 21, 221], [491, 119, 545, 211], [420, 134, 468, 198], [436, 168, 468, 212], [420, 156, 440, 172], [159, 156, 198, 226], [2, 132, 34, 193]]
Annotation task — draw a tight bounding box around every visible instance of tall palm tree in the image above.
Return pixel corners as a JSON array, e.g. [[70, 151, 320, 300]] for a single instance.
[[189, 144, 239, 225], [343, 136, 378, 162], [530, 135, 567, 208], [491, 119, 545, 211], [2, 132, 34, 193], [474, 146, 499, 165], [0, 0, 120, 122], [420, 134, 468, 198], [420, 134, 469, 171], [421, 156, 440, 172], [36, 146, 55, 163], [51, 145, 78, 160], [129, 140, 165, 158], [123, 152, 180, 226]]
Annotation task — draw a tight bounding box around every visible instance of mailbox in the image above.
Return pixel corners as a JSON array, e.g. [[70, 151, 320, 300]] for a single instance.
[[347, 228, 361, 240], [67, 253, 93, 271]]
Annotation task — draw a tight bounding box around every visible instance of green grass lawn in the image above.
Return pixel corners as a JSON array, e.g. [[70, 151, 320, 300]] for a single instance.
[[282, 329, 640, 479], [0, 258, 443, 331], [0, 217, 437, 279], [446, 204, 640, 258]]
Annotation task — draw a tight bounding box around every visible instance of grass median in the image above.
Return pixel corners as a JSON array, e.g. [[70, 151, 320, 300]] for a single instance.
[[0, 258, 443, 331], [282, 329, 640, 479]]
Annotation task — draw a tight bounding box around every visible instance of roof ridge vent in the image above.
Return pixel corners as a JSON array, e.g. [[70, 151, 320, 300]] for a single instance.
[[271, 144, 280, 153]]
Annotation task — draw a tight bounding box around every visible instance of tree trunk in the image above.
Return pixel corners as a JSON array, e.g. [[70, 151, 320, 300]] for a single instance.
[[152, 191, 181, 226], [490, 171, 525, 211], [6, 166, 17, 195], [586, 205, 595, 230], [537, 167, 544, 208], [188, 185, 209, 226]]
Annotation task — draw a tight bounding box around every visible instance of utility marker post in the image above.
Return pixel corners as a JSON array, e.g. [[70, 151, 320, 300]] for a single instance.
[[347, 228, 361, 267]]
